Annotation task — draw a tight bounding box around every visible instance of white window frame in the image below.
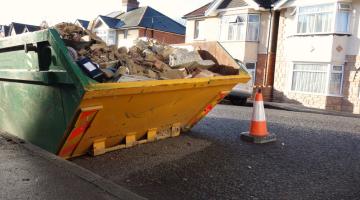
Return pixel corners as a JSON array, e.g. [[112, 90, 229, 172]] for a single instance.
[[330, 65, 344, 95], [289, 63, 344, 96], [335, 3, 352, 34], [95, 29, 107, 42], [295, 2, 352, 35], [247, 14, 260, 41], [220, 14, 260, 42], [194, 20, 205, 40], [95, 28, 117, 46], [107, 29, 117, 46]]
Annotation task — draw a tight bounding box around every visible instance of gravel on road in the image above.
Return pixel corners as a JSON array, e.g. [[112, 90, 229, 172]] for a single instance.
[[74, 105, 360, 200]]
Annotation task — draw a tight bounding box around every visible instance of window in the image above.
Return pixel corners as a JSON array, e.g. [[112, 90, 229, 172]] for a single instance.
[[107, 30, 116, 45], [228, 24, 234, 40], [95, 29, 107, 42], [329, 66, 344, 95], [194, 20, 204, 40], [297, 3, 352, 34], [246, 63, 256, 85], [336, 3, 352, 33], [291, 63, 343, 95], [247, 15, 260, 41], [221, 14, 260, 41], [95, 29, 116, 46]]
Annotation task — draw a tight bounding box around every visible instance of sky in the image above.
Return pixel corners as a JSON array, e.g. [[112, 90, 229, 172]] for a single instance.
[[0, 0, 211, 26]]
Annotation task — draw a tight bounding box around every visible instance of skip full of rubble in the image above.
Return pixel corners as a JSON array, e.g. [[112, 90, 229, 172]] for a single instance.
[[55, 23, 239, 83]]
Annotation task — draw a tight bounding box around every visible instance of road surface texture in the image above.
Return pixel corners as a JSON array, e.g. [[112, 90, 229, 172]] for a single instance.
[[74, 105, 360, 200], [0, 133, 145, 200]]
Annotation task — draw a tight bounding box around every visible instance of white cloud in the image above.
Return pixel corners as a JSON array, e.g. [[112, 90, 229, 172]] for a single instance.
[[0, 0, 211, 26]]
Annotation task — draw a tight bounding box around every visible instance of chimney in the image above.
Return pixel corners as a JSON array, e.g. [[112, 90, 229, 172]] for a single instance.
[[121, 0, 139, 12]]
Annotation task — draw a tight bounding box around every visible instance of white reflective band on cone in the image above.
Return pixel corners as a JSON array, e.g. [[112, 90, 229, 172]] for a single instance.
[[252, 101, 266, 121]]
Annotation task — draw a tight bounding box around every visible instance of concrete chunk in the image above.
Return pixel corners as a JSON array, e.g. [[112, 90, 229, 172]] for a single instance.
[[117, 75, 154, 82]]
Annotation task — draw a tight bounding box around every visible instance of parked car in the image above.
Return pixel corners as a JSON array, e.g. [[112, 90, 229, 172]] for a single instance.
[[227, 61, 254, 106]]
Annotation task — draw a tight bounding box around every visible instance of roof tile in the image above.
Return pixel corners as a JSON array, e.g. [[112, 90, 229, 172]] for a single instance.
[[183, 0, 280, 19], [106, 6, 185, 35], [99, 15, 125, 29], [183, 2, 213, 18], [77, 19, 90, 29], [218, 0, 248, 9]]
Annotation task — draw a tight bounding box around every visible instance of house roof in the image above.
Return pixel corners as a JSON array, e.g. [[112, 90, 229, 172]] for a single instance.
[[9, 22, 40, 35], [183, 2, 213, 19], [99, 15, 125, 29], [138, 7, 185, 35], [183, 0, 280, 19], [106, 6, 185, 35], [218, 0, 248, 9], [106, 11, 124, 18], [11, 22, 26, 34], [76, 19, 90, 29], [115, 6, 147, 28], [25, 24, 41, 32], [273, 0, 291, 9], [253, 0, 279, 9]]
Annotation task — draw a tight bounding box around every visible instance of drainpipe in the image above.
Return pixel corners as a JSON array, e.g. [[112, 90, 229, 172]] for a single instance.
[[151, 17, 154, 38], [263, 8, 280, 97], [263, 8, 273, 87]]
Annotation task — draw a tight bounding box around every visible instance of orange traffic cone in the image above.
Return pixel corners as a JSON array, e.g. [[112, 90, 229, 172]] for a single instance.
[[241, 89, 276, 144]]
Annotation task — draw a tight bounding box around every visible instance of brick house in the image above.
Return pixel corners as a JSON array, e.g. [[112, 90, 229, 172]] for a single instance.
[[91, 0, 185, 47], [273, 0, 360, 114], [183, 0, 280, 99]]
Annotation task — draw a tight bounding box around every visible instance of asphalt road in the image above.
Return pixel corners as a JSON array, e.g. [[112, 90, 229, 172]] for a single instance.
[[74, 105, 360, 200], [0, 134, 144, 200]]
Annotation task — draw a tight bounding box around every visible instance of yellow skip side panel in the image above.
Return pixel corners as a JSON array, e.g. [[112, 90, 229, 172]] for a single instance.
[[68, 75, 249, 157]]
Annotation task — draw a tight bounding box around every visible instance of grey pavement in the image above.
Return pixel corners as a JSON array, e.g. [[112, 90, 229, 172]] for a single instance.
[[261, 101, 360, 118], [0, 133, 146, 200], [74, 105, 360, 200]]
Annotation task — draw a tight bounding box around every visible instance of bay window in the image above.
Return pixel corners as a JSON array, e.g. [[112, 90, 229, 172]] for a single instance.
[[221, 14, 260, 41], [291, 63, 343, 95], [297, 3, 352, 34]]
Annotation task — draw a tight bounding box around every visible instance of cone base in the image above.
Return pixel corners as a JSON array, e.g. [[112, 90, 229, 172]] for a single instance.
[[240, 132, 277, 144]]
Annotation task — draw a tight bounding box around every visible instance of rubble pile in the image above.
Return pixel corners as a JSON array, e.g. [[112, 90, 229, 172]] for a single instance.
[[55, 23, 239, 83]]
